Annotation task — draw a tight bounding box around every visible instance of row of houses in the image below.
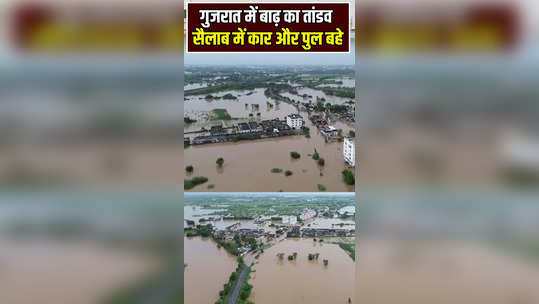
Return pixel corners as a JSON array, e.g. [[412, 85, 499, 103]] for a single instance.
[[187, 117, 301, 145], [301, 228, 355, 238]]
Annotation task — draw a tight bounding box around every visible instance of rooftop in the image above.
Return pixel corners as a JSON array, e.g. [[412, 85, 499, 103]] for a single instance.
[[287, 114, 303, 119]]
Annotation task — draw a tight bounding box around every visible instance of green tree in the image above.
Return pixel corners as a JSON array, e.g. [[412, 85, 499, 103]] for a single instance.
[[186, 165, 194, 173], [312, 149, 320, 160], [290, 151, 301, 159], [216, 157, 224, 167], [342, 169, 355, 185]]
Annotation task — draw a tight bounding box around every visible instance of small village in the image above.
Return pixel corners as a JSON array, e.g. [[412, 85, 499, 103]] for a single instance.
[[185, 206, 356, 257]]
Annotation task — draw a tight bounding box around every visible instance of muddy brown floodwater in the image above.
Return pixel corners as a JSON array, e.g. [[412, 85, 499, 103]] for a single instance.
[[249, 238, 355, 304], [184, 110, 354, 192], [184, 237, 238, 304], [185, 132, 354, 192]]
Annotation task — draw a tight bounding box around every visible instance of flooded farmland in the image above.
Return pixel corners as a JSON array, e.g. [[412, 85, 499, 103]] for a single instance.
[[184, 134, 353, 192], [249, 238, 355, 304], [184, 237, 238, 304]]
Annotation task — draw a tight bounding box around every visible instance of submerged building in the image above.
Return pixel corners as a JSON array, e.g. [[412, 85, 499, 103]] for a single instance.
[[286, 114, 304, 129], [282, 215, 298, 225], [299, 208, 316, 221], [343, 137, 355, 166]]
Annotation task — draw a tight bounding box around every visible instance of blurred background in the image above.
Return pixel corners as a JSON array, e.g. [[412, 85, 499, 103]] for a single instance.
[[0, 1, 184, 303], [357, 0, 539, 303]]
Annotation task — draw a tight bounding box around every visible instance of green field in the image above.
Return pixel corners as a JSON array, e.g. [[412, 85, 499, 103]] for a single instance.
[[212, 109, 233, 120]]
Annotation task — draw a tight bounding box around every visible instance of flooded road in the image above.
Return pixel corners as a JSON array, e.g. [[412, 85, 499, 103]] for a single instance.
[[184, 237, 238, 304], [249, 238, 355, 304]]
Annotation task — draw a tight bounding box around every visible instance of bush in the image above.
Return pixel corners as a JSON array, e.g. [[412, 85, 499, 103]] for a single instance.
[[186, 165, 194, 173], [216, 157, 224, 167], [317, 158, 325, 166], [317, 184, 327, 191], [312, 149, 320, 160], [184, 176, 209, 190], [290, 151, 301, 159], [184, 117, 197, 124], [285, 170, 293, 176], [342, 169, 355, 185], [271, 168, 283, 173]]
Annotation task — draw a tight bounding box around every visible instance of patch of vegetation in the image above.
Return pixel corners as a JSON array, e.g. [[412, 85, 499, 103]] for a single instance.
[[317, 184, 327, 192], [285, 170, 293, 176], [318, 86, 355, 98], [216, 157, 224, 167], [271, 168, 283, 173], [338, 242, 355, 261], [184, 176, 209, 190], [312, 149, 320, 160], [186, 165, 194, 173], [222, 93, 238, 100], [342, 169, 355, 185], [207, 184, 215, 189], [317, 158, 325, 166], [290, 151, 301, 159], [348, 130, 355, 138], [212, 109, 233, 120], [184, 116, 197, 124]]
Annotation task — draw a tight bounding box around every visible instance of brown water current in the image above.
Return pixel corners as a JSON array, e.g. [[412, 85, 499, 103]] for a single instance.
[[249, 238, 355, 304], [184, 237, 238, 304]]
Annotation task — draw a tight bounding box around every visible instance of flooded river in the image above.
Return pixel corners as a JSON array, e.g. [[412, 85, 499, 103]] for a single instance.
[[249, 238, 355, 304], [184, 237, 238, 304]]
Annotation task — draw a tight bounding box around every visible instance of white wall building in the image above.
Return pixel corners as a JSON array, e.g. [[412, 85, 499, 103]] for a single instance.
[[286, 114, 304, 129], [299, 208, 316, 221], [343, 137, 355, 166], [282, 215, 297, 226]]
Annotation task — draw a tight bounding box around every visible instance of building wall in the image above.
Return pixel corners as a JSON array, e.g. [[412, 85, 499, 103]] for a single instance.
[[343, 137, 355, 166]]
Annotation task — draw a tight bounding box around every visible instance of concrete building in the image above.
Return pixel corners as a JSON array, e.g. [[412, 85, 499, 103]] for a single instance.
[[299, 208, 316, 221], [286, 114, 304, 129], [343, 136, 355, 166], [237, 122, 251, 134], [282, 215, 298, 226], [320, 125, 340, 139]]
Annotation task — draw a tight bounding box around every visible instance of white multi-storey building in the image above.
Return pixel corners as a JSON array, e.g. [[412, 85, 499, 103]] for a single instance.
[[286, 114, 304, 129], [299, 208, 316, 221], [343, 137, 355, 166], [282, 215, 298, 226]]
